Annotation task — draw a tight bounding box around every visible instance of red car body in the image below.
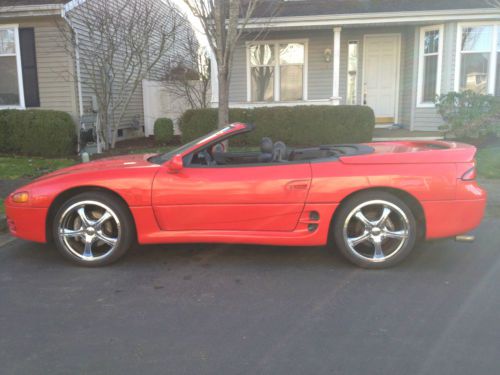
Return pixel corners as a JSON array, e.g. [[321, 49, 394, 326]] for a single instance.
[[5, 123, 487, 249]]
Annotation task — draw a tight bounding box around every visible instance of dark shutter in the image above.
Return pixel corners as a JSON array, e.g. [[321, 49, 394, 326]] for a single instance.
[[19, 28, 40, 108]]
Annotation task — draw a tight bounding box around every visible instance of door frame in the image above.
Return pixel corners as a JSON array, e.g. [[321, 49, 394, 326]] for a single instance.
[[362, 33, 402, 124]]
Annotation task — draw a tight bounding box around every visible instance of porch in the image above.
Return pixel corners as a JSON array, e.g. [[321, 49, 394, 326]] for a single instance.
[[224, 12, 500, 132]]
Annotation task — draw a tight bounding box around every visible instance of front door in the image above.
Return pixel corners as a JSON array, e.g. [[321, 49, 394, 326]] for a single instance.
[[152, 164, 311, 232], [363, 34, 400, 123]]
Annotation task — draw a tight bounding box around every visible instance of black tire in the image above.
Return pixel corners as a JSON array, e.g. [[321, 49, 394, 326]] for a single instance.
[[52, 191, 134, 267], [331, 191, 417, 269]]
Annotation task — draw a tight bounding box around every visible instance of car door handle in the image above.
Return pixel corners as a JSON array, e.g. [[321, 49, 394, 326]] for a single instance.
[[285, 180, 310, 190]]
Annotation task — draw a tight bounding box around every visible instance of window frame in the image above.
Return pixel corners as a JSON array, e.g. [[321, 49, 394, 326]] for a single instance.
[[454, 22, 500, 95], [346, 40, 359, 105], [417, 24, 444, 108], [246, 39, 308, 103], [0, 24, 25, 109]]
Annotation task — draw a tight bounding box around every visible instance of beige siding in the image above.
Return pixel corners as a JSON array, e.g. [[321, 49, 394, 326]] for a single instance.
[[1, 16, 78, 121], [67, 0, 186, 139], [31, 18, 78, 120]]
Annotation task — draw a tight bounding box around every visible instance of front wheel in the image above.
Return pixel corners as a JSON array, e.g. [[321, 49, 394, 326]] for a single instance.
[[332, 191, 417, 269], [52, 192, 134, 267]]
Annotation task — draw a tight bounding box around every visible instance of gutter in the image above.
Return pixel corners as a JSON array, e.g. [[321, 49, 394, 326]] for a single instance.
[[61, 8, 84, 119], [243, 8, 500, 29], [0, 4, 63, 18]]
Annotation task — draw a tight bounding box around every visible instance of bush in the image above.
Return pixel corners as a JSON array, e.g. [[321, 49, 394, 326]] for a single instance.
[[180, 106, 375, 146], [0, 109, 76, 157], [436, 91, 500, 138], [154, 118, 174, 144]]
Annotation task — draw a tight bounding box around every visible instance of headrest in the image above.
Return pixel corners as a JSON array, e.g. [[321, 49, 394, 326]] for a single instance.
[[260, 137, 273, 153]]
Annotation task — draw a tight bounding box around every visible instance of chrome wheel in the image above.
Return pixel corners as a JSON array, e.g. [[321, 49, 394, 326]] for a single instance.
[[58, 200, 120, 262], [343, 200, 410, 263]]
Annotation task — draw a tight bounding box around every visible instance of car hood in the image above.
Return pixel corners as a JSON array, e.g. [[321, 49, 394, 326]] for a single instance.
[[34, 153, 159, 182]]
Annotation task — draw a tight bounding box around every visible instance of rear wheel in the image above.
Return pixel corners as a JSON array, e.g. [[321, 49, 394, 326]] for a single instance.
[[52, 192, 134, 267], [332, 191, 417, 269]]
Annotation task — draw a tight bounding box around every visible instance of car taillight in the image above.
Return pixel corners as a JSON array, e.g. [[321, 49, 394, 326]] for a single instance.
[[461, 161, 477, 181]]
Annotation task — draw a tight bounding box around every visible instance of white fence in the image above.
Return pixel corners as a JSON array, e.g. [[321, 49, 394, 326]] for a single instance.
[[143, 79, 210, 137]]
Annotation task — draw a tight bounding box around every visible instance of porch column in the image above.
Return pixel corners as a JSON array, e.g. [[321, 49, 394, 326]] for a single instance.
[[209, 52, 219, 107], [331, 27, 342, 105]]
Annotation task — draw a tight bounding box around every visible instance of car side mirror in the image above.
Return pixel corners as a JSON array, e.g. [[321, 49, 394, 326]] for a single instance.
[[167, 154, 183, 173]]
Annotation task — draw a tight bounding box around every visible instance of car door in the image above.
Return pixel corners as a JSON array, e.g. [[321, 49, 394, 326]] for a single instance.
[[152, 163, 312, 232]]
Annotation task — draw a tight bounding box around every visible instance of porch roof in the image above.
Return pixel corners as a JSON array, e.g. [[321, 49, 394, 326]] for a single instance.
[[254, 0, 494, 18]]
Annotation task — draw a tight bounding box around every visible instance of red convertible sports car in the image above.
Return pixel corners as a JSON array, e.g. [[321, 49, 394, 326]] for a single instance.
[[6, 123, 487, 268]]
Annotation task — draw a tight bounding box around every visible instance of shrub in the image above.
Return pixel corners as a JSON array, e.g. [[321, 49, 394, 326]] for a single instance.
[[154, 118, 174, 144], [0, 109, 76, 157], [436, 91, 500, 138], [180, 105, 375, 146]]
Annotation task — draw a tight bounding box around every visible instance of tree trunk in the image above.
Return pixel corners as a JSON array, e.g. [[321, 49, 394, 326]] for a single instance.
[[218, 71, 229, 129]]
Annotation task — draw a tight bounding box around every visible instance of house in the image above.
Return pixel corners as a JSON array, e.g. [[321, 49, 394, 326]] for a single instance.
[[217, 0, 500, 131], [0, 0, 190, 140]]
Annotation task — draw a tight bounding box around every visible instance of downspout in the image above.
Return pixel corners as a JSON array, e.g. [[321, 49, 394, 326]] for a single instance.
[[61, 7, 84, 118]]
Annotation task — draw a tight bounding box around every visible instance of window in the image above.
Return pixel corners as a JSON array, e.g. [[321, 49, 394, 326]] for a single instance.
[[0, 27, 22, 107], [248, 40, 306, 102], [0, 25, 39, 109], [456, 23, 500, 96], [249, 44, 275, 101], [417, 25, 443, 107], [346, 41, 358, 105]]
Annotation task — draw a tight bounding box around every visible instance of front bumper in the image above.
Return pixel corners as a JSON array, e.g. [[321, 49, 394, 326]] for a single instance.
[[5, 204, 48, 243]]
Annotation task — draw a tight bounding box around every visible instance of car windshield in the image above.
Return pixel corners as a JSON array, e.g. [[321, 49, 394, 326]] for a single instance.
[[149, 125, 235, 164]]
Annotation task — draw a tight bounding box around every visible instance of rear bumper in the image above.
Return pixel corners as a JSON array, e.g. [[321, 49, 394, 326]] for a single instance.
[[423, 180, 487, 239], [5, 204, 47, 243]]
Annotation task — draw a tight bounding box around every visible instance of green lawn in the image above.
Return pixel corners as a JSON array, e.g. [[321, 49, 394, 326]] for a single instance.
[[0, 156, 76, 215], [0, 156, 76, 180], [477, 147, 500, 179]]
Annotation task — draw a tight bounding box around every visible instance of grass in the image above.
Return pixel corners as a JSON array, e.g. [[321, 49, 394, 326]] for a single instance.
[[0, 156, 76, 180], [476, 146, 500, 179], [0, 156, 76, 215]]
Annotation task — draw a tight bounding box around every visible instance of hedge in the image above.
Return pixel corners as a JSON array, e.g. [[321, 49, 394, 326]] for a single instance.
[[180, 106, 375, 146], [0, 109, 76, 157], [154, 117, 174, 144]]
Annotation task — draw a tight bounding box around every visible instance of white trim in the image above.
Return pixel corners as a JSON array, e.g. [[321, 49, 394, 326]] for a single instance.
[[64, 0, 87, 13], [454, 22, 500, 94], [242, 9, 500, 29], [245, 39, 308, 103], [362, 33, 402, 124], [229, 99, 336, 108], [0, 24, 25, 110], [332, 27, 341, 100], [416, 24, 444, 108]]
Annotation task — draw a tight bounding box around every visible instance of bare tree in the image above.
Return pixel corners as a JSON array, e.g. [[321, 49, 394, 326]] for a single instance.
[[181, 0, 279, 128], [164, 32, 211, 109], [61, 0, 178, 149]]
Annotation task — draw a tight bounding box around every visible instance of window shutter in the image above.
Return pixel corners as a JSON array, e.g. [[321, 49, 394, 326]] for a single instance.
[[19, 28, 40, 108]]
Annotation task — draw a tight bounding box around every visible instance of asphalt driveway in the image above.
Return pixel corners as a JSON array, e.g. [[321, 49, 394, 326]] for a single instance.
[[1, 212, 499, 374]]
